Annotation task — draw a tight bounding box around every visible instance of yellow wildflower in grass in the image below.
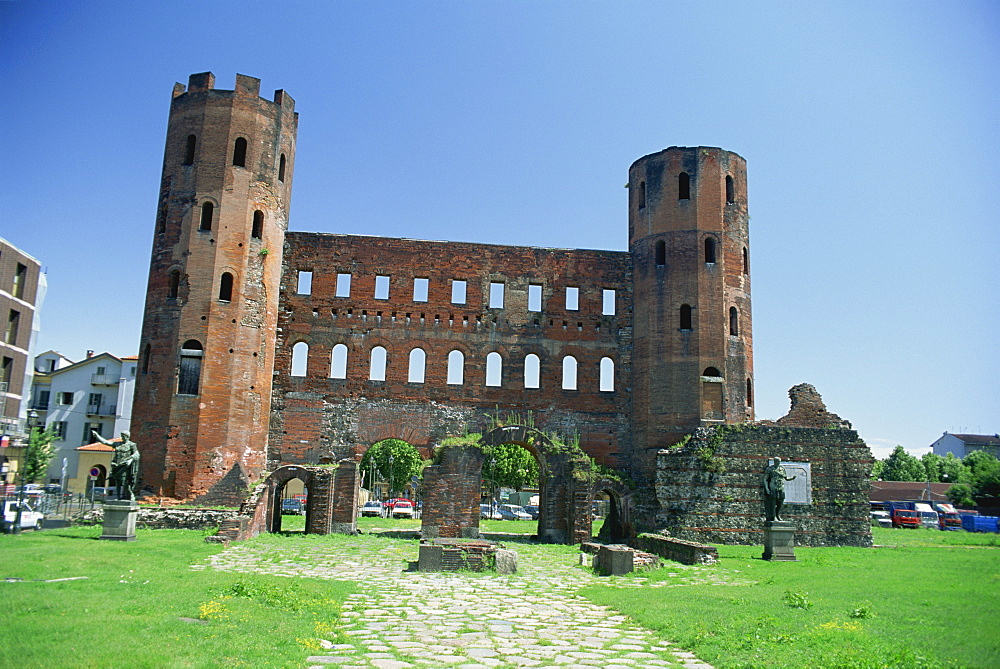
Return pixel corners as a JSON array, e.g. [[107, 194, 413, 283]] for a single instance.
[[315, 620, 338, 635], [198, 600, 230, 621], [817, 621, 863, 632], [296, 638, 323, 651]]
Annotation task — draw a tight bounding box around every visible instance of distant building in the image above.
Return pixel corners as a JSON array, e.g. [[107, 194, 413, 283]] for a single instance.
[[931, 433, 1000, 459], [0, 237, 46, 487], [30, 351, 137, 488]]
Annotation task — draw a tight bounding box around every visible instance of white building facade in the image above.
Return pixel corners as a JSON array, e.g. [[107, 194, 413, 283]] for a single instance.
[[930, 432, 1000, 459]]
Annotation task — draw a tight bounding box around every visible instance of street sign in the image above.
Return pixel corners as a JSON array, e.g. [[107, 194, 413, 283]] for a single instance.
[[89, 467, 100, 478]]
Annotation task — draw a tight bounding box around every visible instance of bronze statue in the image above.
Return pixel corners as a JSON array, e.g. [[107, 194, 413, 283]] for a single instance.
[[93, 431, 141, 501], [762, 457, 796, 522]]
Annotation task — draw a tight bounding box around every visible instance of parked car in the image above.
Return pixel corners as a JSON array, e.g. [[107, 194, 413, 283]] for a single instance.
[[91, 486, 118, 501], [361, 501, 384, 517], [522, 505, 540, 520], [499, 504, 532, 521], [281, 498, 303, 515], [2, 500, 44, 532], [870, 510, 892, 528], [480, 504, 502, 520], [390, 499, 414, 518]]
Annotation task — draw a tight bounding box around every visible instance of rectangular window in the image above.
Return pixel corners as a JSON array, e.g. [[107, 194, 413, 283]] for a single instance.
[[5, 309, 19, 345], [602, 289, 616, 316], [335, 273, 351, 297], [96, 366, 106, 376], [375, 275, 390, 300], [88, 392, 103, 408], [489, 282, 505, 308], [84, 422, 102, 446], [565, 287, 579, 311], [58, 391, 74, 405], [296, 270, 312, 295], [528, 284, 543, 312], [50, 421, 67, 441], [451, 280, 467, 304], [13, 263, 27, 298], [1, 356, 11, 385], [35, 390, 49, 410], [413, 277, 429, 302]]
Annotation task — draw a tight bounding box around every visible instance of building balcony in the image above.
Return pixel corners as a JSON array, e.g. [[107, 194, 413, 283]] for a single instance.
[[91, 374, 120, 385], [29, 402, 49, 411], [86, 404, 117, 417]]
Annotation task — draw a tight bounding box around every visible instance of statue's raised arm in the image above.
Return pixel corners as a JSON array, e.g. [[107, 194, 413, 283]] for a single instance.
[[92, 430, 113, 446]]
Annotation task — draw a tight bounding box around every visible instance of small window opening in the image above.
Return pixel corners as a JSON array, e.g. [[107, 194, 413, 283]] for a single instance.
[[297, 271, 312, 295], [183, 135, 196, 165], [141, 343, 151, 374], [251, 210, 263, 239], [413, 278, 429, 302], [528, 284, 543, 312], [375, 275, 390, 300], [562, 356, 578, 390], [447, 350, 464, 385], [703, 367, 722, 378], [602, 289, 615, 316], [451, 280, 467, 304], [278, 153, 286, 182], [408, 348, 426, 383], [524, 353, 540, 389], [218, 272, 233, 302], [369, 346, 387, 381], [678, 172, 691, 200], [704, 237, 717, 264], [199, 202, 214, 231], [565, 287, 579, 311], [168, 270, 180, 298], [178, 340, 203, 395], [330, 344, 348, 379], [232, 137, 247, 167], [638, 180, 646, 210], [486, 352, 502, 387], [746, 378, 754, 407], [680, 304, 692, 330], [725, 175, 735, 204], [743, 247, 749, 274], [729, 306, 739, 336], [291, 342, 308, 377], [655, 240, 666, 266], [599, 357, 614, 392], [489, 282, 504, 308], [336, 273, 351, 297]]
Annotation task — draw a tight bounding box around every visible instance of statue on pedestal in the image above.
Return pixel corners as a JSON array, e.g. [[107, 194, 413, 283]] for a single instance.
[[93, 431, 141, 501], [762, 457, 796, 522]]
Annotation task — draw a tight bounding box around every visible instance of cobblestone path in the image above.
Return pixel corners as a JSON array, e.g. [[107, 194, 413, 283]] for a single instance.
[[197, 535, 716, 669]]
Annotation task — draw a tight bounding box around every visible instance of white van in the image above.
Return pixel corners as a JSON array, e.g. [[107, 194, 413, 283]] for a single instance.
[[914, 502, 939, 530]]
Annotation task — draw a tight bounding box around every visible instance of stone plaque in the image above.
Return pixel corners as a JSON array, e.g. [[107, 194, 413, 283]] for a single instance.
[[782, 462, 812, 504]]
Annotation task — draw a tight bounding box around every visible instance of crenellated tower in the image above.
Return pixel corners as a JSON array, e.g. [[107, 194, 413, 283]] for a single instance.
[[627, 146, 753, 478], [132, 73, 297, 501]]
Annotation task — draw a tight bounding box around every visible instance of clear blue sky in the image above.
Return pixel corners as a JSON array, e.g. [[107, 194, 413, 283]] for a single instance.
[[2, 1, 996, 459]]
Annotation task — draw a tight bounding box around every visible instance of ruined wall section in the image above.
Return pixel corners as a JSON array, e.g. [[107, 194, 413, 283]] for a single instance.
[[269, 233, 633, 470]]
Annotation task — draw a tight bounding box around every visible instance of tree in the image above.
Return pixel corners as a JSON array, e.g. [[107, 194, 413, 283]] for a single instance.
[[23, 426, 56, 484], [946, 482, 976, 507], [882, 446, 925, 482], [921, 452, 943, 482], [482, 442, 539, 493], [870, 459, 885, 480], [359, 439, 423, 497], [963, 450, 1000, 500], [939, 452, 968, 485]]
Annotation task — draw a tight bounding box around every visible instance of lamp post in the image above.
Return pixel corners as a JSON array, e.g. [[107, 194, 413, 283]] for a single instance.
[[387, 453, 394, 499], [11, 411, 38, 534]]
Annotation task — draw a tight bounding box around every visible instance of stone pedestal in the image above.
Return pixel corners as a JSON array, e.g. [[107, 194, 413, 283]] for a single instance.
[[762, 520, 796, 561], [595, 545, 634, 575], [100, 501, 139, 541]]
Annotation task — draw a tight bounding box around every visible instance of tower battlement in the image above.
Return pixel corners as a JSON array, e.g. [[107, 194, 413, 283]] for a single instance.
[[171, 71, 295, 113]]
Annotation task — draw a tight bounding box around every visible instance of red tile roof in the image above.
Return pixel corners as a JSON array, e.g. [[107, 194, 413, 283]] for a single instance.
[[77, 440, 118, 452]]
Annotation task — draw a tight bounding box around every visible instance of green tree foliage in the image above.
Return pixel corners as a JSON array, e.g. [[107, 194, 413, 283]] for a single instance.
[[939, 452, 968, 485], [946, 482, 977, 507], [870, 459, 885, 480], [359, 439, 423, 496], [483, 442, 539, 492], [921, 452, 943, 482], [24, 426, 57, 484], [882, 446, 925, 482], [962, 450, 1000, 499]]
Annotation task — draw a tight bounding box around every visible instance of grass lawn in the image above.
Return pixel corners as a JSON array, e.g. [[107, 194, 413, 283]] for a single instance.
[[351, 513, 606, 536], [0, 525, 354, 669], [580, 526, 1000, 668]]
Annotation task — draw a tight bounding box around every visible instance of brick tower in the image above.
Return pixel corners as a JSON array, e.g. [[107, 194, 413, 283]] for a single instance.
[[627, 147, 753, 478], [132, 73, 297, 501]]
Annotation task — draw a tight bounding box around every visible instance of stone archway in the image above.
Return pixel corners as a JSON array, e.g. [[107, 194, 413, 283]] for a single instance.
[[590, 478, 633, 544], [260, 462, 360, 535]]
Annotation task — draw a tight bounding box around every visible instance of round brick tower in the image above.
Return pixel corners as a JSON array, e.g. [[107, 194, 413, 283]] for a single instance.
[[627, 146, 753, 479], [132, 73, 298, 501]]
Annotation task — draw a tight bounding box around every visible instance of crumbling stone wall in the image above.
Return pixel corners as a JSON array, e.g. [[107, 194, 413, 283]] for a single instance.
[[656, 387, 873, 547]]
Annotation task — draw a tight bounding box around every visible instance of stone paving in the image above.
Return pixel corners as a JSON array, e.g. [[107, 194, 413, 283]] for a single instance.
[[195, 534, 718, 669]]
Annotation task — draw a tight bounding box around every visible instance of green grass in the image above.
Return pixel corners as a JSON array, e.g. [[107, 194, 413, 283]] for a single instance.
[[0, 526, 355, 668], [580, 527, 1000, 668], [351, 513, 606, 536]]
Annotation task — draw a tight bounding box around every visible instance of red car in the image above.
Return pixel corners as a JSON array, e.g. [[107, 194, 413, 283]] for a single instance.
[[389, 499, 414, 518]]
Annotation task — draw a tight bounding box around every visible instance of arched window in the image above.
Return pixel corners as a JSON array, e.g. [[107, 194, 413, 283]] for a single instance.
[[743, 247, 749, 274], [680, 304, 692, 330], [729, 306, 739, 336], [369, 346, 387, 381], [178, 340, 203, 395], [330, 344, 348, 379], [678, 172, 690, 200], [746, 377, 754, 407], [447, 350, 464, 385], [704, 237, 717, 264], [562, 356, 577, 390], [183, 135, 196, 165], [599, 357, 614, 392], [232, 137, 247, 167], [168, 270, 180, 298], [278, 154, 286, 182], [638, 180, 646, 210], [408, 348, 426, 383], [655, 240, 666, 267], [218, 272, 233, 302], [524, 353, 540, 389], [291, 342, 308, 377], [141, 343, 151, 375], [199, 202, 214, 231], [726, 175, 735, 204], [486, 352, 502, 387], [252, 210, 263, 239], [703, 367, 722, 378]]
